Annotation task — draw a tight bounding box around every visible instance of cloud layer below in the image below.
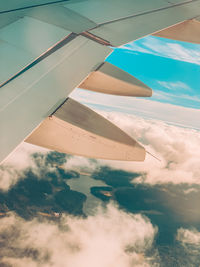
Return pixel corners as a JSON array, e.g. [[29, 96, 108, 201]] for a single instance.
[[92, 111, 200, 185], [71, 89, 200, 130], [2, 110, 200, 188], [1, 111, 200, 266], [0, 205, 157, 267]]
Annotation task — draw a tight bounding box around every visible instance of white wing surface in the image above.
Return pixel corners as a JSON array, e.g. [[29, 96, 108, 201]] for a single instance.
[[0, 0, 200, 163]]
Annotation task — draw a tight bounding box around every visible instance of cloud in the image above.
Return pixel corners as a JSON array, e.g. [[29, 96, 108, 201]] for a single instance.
[[174, 227, 200, 266], [176, 228, 200, 245], [121, 43, 150, 54], [0, 204, 157, 267], [64, 156, 98, 173], [70, 89, 200, 130], [4, 142, 48, 170], [1, 104, 200, 265], [2, 108, 200, 187], [125, 36, 200, 65], [0, 165, 21, 191], [92, 111, 200, 185], [0, 143, 49, 191], [157, 81, 191, 91]]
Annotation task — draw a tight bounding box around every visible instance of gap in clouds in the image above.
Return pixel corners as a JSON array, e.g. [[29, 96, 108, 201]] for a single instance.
[[1, 112, 200, 266]]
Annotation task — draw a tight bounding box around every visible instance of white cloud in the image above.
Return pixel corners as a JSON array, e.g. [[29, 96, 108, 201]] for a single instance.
[[176, 228, 200, 245], [94, 111, 200, 185], [23, 107, 200, 186], [157, 81, 191, 91], [70, 89, 200, 130], [126, 36, 200, 65], [0, 205, 157, 267], [4, 142, 48, 170], [183, 188, 198, 195], [151, 90, 200, 109], [0, 143, 49, 191], [121, 43, 150, 54], [178, 94, 200, 103], [0, 165, 21, 191], [2, 84, 200, 188], [2, 108, 200, 187], [64, 155, 97, 173]]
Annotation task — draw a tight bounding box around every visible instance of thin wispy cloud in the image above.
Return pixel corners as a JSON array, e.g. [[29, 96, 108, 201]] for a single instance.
[[152, 90, 200, 108], [71, 89, 200, 130], [156, 81, 191, 91], [107, 37, 200, 109], [124, 36, 200, 65]]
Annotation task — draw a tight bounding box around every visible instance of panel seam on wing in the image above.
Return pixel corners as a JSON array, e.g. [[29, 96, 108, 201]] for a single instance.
[[89, 0, 200, 29], [0, 0, 70, 14]]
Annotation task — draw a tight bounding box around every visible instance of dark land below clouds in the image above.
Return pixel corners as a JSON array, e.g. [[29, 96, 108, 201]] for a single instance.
[[1, 151, 200, 266]]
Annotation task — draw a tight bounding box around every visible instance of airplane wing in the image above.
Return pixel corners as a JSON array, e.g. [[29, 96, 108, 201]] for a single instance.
[[0, 0, 200, 163]]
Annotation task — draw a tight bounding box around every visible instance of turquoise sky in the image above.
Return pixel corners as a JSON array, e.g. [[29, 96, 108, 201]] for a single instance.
[[106, 36, 200, 109], [72, 36, 200, 129]]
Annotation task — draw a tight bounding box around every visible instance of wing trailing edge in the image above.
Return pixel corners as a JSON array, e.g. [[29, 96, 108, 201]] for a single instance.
[[79, 62, 152, 97], [154, 18, 200, 44], [25, 98, 145, 161]]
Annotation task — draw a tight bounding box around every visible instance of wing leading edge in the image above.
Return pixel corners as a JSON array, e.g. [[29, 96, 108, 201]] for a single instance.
[[0, 0, 200, 163]]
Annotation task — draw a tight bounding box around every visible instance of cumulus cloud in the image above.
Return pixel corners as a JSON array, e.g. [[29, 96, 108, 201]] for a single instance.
[[0, 204, 158, 267], [176, 228, 200, 245], [94, 111, 200, 185], [1, 102, 200, 266]]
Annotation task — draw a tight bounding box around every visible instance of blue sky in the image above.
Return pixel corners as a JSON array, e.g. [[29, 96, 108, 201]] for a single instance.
[[107, 36, 200, 109], [72, 35, 200, 129]]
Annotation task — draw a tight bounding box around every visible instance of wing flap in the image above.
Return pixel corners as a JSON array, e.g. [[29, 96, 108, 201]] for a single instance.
[[153, 19, 200, 44], [25, 98, 145, 161], [79, 62, 152, 97]]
